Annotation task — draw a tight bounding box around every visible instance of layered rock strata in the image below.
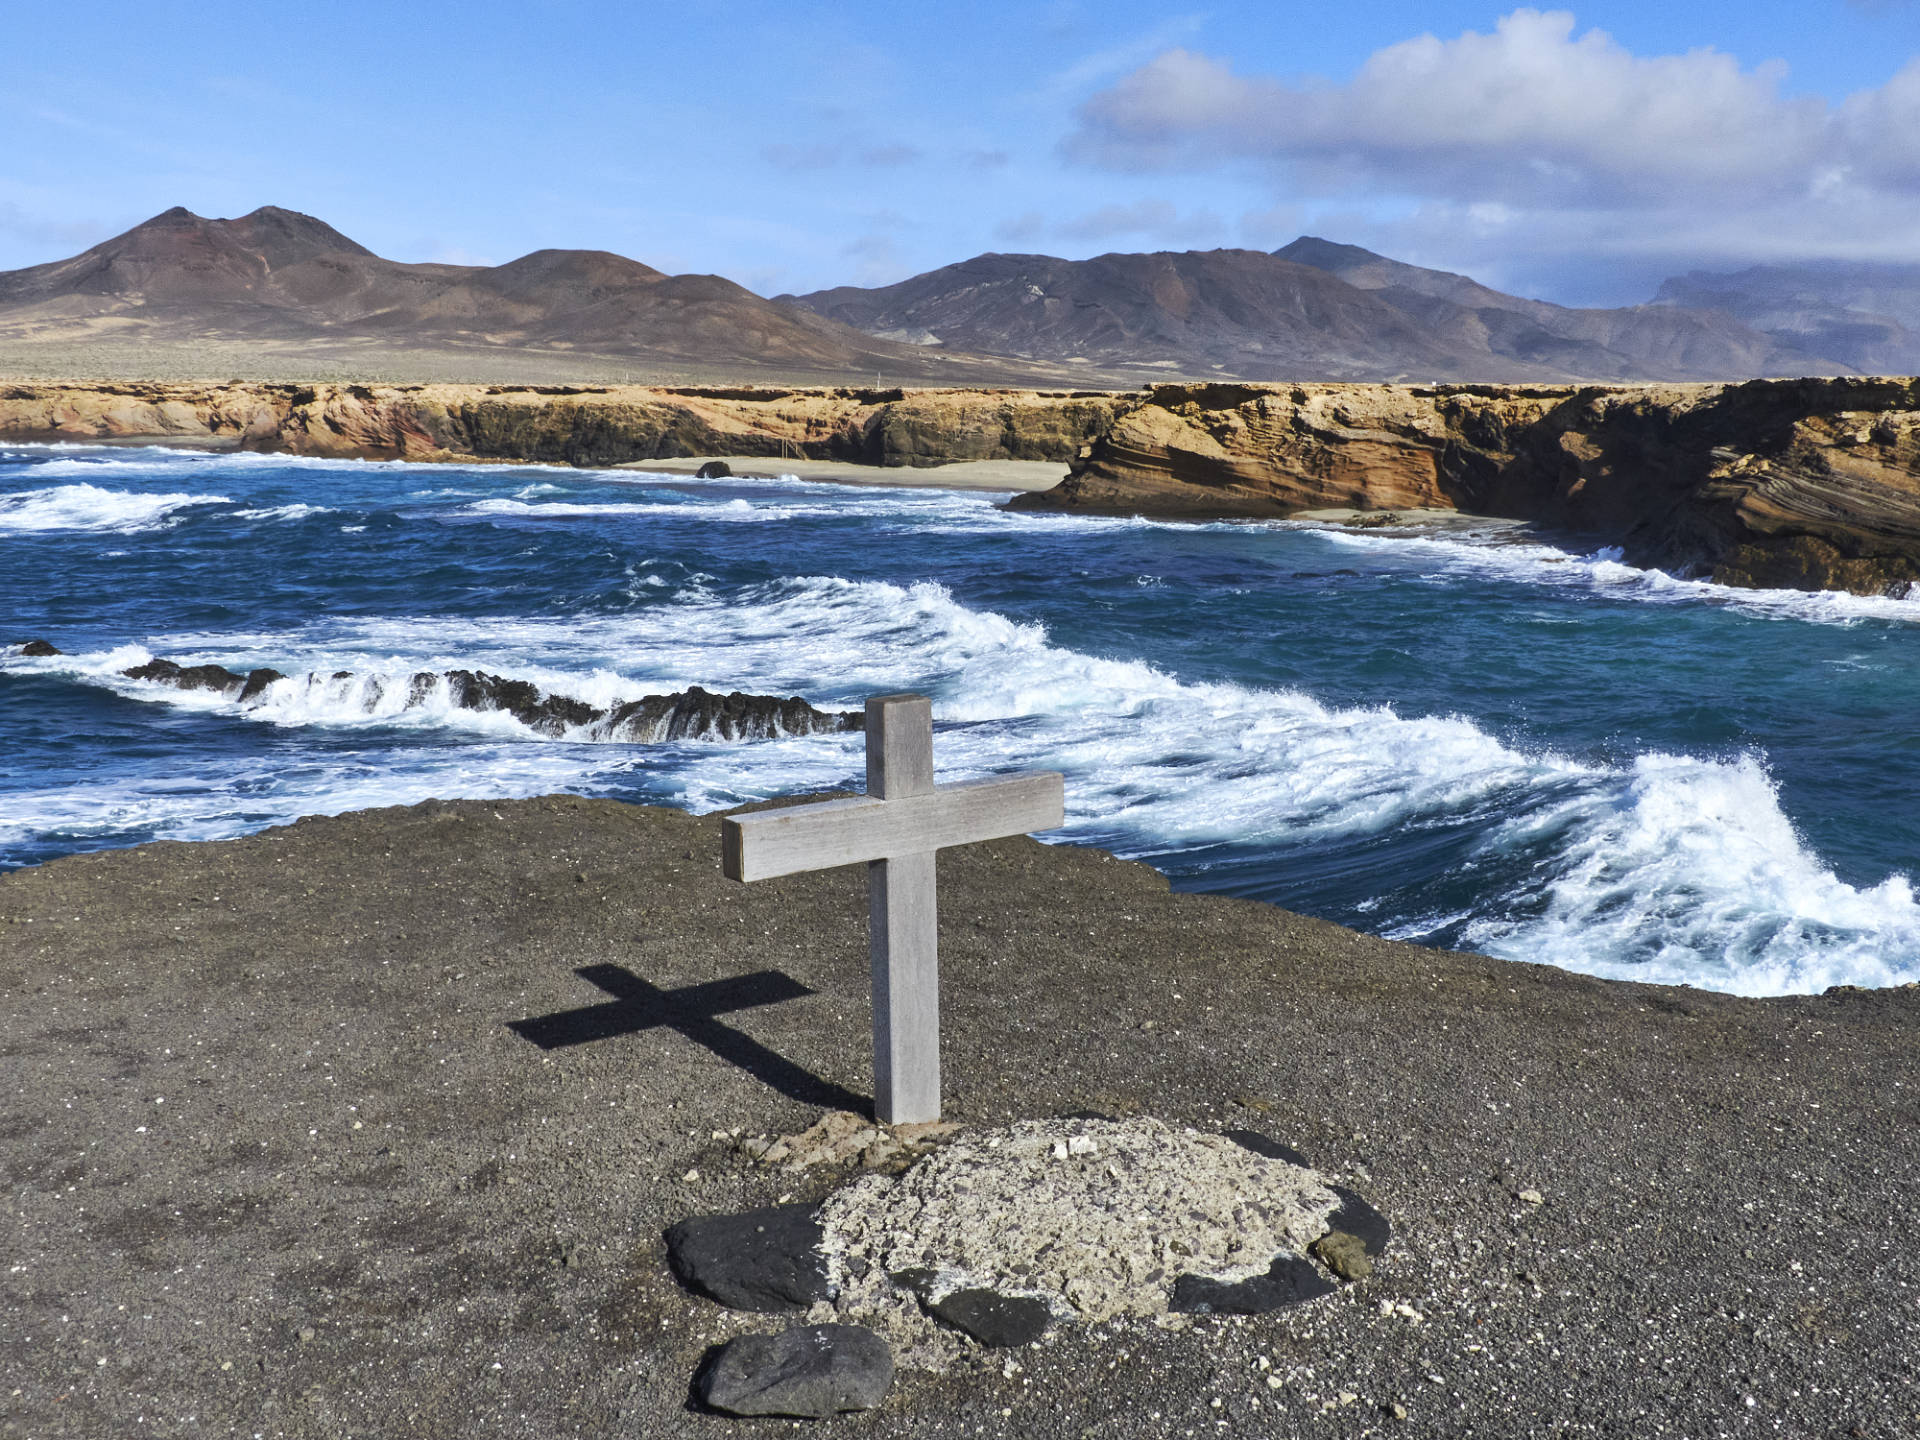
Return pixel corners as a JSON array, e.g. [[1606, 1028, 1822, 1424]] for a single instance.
[[1011, 378, 1920, 595], [0, 381, 1122, 469]]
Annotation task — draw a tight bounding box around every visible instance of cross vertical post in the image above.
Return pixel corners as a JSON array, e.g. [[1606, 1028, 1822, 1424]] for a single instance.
[[866, 694, 940, 1124], [720, 693, 1065, 1126]]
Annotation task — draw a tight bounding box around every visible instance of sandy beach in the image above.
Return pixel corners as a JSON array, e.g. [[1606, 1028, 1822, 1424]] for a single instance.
[[4, 796, 1915, 1438]]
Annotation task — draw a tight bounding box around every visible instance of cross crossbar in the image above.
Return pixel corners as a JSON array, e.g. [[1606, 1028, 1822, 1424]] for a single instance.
[[721, 773, 1063, 882], [720, 693, 1065, 1124]]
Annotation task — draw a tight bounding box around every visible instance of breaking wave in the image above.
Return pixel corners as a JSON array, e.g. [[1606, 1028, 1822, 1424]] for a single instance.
[[0, 483, 232, 533], [15, 574, 1912, 994]]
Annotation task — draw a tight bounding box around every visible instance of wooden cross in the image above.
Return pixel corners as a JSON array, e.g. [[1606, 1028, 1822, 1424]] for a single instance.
[[721, 693, 1064, 1125]]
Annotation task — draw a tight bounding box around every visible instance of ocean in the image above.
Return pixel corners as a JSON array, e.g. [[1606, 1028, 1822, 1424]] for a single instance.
[[4, 442, 1917, 997]]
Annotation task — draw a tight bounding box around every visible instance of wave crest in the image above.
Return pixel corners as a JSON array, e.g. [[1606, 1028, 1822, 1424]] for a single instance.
[[0, 483, 231, 534]]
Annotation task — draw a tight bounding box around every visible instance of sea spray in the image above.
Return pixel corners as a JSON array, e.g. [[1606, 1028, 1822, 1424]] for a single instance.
[[6, 448, 1919, 996], [0, 482, 231, 533]]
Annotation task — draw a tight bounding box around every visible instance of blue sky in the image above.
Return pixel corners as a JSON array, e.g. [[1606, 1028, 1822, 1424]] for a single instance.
[[4, 1, 1919, 305]]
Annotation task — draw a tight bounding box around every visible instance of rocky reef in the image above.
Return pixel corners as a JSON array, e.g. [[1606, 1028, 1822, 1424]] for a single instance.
[[1010, 377, 1920, 595], [8, 377, 1920, 594], [24, 643, 859, 741]]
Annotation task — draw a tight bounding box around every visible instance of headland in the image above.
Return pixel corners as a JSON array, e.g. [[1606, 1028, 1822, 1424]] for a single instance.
[[3, 795, 1914, 1436]]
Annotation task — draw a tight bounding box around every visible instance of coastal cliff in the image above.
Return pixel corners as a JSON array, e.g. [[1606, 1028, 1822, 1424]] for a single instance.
[[8, 376, 1920, 595], [0, 380, 1122, 469], [1011, 377, 1920, 595]]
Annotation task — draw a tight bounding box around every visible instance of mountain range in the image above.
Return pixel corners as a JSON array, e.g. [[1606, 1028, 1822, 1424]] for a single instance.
[[0, 205, 1913, 385], [786, 237, 1836, 383], [0, 205, 1008, 385], [1653, 262, 1920, 376]]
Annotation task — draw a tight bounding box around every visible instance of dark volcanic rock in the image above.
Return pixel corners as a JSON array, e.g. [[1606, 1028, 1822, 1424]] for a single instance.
[[104, 648, 857, 742], [885, 1268, 937, 1302], [440, 669, 602, 736], [694, 460, 732, 478], [1169, 1254, 1337, 1314], [121, 658, 247, 694], [928, 1288, 1051, 1347], [597, 684, 861, 742], [696, 1324, 893, 1418], [664, 1204, 831, 1313], [236, 667, 285, 702], [18, 639, 60, 656]]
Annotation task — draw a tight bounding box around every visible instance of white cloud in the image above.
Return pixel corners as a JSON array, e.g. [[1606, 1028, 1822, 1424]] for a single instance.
[[1065, 8, 1920, 281], [1839, 56, 1920, 185]]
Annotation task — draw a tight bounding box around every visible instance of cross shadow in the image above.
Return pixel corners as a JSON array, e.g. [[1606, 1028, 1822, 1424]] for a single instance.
[[508, 963, 870, 1114]]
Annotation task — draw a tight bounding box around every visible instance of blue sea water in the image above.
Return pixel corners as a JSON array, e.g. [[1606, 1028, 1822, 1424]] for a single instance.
[[4, 442, 1918, 997]]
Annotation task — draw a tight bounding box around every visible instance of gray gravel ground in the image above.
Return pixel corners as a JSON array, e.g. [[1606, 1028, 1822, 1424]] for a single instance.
[[2, 795, 1917, 1438]]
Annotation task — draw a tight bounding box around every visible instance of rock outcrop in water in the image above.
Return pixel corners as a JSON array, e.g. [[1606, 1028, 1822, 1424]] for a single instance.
[[122, 657, 287, 703], [91, 650, 861, 741], [1009, 378, 1920, 595]]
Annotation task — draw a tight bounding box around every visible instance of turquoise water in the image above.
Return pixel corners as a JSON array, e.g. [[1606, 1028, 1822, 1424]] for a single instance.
[[4, 442, 1918, 995]]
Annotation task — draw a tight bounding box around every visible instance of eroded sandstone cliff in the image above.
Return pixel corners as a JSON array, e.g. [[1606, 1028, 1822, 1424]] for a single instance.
[[8, 377, 1920, 595], [1011, 378, 1920, 595], [0, 380, 1124, 468]]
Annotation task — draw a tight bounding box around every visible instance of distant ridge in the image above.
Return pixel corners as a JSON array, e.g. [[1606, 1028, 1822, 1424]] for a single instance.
[[786, 239, 1840, 383], [0, 206, 1878, 386], [1653, 261, 1920, 376]]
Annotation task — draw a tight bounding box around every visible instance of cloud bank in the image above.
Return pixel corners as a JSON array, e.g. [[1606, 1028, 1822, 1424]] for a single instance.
[[1066, 8, 1920, 291]]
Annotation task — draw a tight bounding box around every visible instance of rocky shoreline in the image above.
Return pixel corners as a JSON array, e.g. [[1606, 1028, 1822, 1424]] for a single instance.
[[3, 795, 1916, 1437], [1011, 377, 1920, 596], [7, 376, 1920, 594]]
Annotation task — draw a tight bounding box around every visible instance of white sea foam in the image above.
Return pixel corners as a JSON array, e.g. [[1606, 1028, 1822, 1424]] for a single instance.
[[0, 483, 232, 534], [461, 496, 814, 523], [230, 503, 335, 521], [11, 574, 1915, 994], [455, 488, 1008, 526], [1447, 752, 1920, 994], [1309, 525, 1920, 627], [641, 580, 1919, 994]]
